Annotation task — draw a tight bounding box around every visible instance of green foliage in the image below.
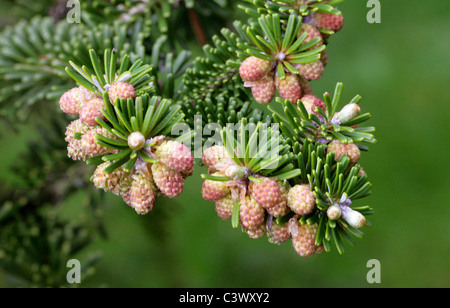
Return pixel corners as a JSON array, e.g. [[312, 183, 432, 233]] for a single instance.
[[245, 14, 325, 78], [66, 49, 155, 96], [148, 36, 192, 99], [181, 22, 250, 102], [220, 118, 300, 179], [269, 82, 376, 149], [240, 0, 344, 19], [64, 48, 189, 173], [81, 0, 235, 44], [0, 207, 102, 287], [0, 0, 59, 23], [93, 93, 185, 173], [265, 83, 376, 254], [0, 17, 147, 120], [283, 139, 373, 254], [180, 91, 272, 147], [180, 20, 273, 136], [180, 12, 325, 128], [0, 119, 103, 287]]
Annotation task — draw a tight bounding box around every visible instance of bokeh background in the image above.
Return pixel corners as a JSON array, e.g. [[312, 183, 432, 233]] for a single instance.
[[0, 0, 448, 288]]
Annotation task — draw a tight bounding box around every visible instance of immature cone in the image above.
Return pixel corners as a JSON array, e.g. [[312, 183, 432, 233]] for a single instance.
[[202, 145, 235, 172], [151, 162, 184, 198], [81, 127, 117, 158], [65, 119, 91, 161], [246, 223, 266, 239], [292, 223, 320, 258], [341, 206, 366, 229], [310, 12, 345, 32], [180, 165, 194, 178], [147, 135, 167, 148], [202, 177, 230, 202], [239, 196, 266, 231], [59, 87, 83, 115], [299, 23, 323, 49], [275, 73, 302, 103], [239, 56, 272, 82], [295, 60, 324, 81], [301, 94, 326, 115], [79, 86, 100, 102], [249, 176, 281, 209], [120, 189, 132, 207], [267, 222, 291, 245], [66, 141, 85, 162], [125, 173, 157, 215], [266, 181, 290, 218], [202, 145, 226, 167], [287, 184, 316, 216], [336, 103, 361, 124], [127, 132, 146, 151], [327, 205, 342, 221], [155, 140, 194, 173], [224, 165, 248, 181], [108, 81, 136, 103], [327, 139, 361, 165], [80, 98, 106, 127], [93, 162, 130, 195], [250, 75, 276, 105], [215, 194, 234, 220]]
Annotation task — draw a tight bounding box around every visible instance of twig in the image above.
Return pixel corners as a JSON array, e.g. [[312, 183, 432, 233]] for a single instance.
[[187, 9, 207, 46]]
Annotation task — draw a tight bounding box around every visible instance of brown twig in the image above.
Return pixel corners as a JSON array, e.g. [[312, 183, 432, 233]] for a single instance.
[[187, 8, 207, 46]]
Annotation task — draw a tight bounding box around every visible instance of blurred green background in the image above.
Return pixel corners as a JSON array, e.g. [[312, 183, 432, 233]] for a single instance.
[[0, 0, 449, 288]]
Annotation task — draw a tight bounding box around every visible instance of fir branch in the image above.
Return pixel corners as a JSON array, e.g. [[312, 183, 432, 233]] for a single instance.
[[181, 21, 251, 103], [81, 0, 234, 43], [269, 82, 377, 148], [93, 93, 185, 173], [0, 206, 102, 287], [0, 118, 104, 287], [0, 17, 147, 121], [240, 0, 344, 19], [286, 142, 374, 255], [243, 14, 325, 79]]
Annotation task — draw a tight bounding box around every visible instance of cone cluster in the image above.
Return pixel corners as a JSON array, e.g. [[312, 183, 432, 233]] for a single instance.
[[307, 11, 345, 34], [59, 81, 136, 124], [290, 219, 323, 257], [57, 6, 368, 257], [92, 137, 193, 215], [59, 84, 194, 215], [239, 11, 344, 105], [298, 94, 363, 167], [327, 139, 361, 165], [200, 145, 323, 257], [60, 83, 135, 161]]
